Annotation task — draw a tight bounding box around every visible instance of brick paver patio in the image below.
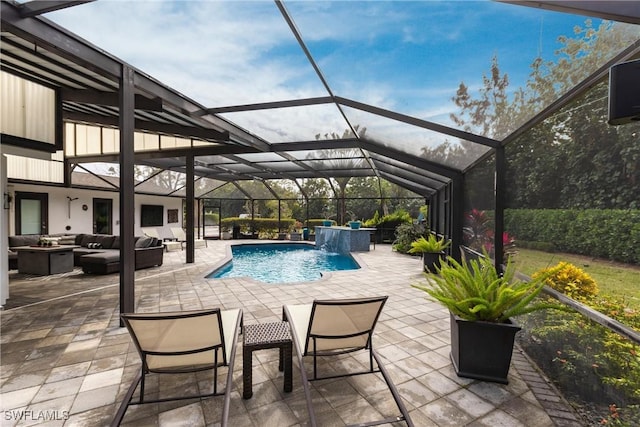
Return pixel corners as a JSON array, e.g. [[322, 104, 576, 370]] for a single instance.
[[1, 240, 583, 426]]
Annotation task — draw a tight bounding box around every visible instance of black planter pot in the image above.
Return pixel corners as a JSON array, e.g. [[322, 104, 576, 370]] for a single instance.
[[422, 252, 444, 273], [449, 312, 521, 384]]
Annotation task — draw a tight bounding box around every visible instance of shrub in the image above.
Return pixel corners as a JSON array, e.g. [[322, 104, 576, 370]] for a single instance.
[[308, 219, 335, 228], [534, 261, 599, 302], [519, 265, 639, 426], [518, 297, 640, 425], [362, 211, 380, 228], [392, 223, 424, 254], [376, 209, 413, 243], [407, 234, 451, 254], [221, 217, 295, 234]]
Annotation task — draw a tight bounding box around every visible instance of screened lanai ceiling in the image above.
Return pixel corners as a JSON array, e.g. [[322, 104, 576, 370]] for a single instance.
[[2, 0, 639, 199]]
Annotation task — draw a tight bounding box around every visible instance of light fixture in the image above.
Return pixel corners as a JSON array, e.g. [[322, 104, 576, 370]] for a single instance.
[[3, 192, 12, 210]]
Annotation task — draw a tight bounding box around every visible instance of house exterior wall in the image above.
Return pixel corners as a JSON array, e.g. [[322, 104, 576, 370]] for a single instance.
[[6, 183, 183, 240]]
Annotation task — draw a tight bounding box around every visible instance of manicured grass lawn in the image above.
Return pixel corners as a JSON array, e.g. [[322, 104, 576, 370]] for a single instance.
[[513, 248, 640, 310]]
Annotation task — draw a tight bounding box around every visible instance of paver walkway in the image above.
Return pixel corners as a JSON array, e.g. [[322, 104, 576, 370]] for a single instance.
[[1, 240, 584, 426]]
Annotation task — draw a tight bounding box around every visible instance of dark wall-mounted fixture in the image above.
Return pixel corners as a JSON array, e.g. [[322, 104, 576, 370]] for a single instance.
[[3, 192, 12, 209], [67, 196, 79, 218]]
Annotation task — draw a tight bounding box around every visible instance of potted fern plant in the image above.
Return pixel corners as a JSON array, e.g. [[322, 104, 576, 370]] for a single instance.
[[412, 253, 563, 383], [407, 234, 451, 272]]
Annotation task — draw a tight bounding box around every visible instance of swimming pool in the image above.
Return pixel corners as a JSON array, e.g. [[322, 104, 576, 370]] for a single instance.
[[208, 243, 360, 284]]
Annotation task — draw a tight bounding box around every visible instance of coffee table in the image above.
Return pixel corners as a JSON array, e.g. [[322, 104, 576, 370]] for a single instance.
[[13, 245, 78, 275]]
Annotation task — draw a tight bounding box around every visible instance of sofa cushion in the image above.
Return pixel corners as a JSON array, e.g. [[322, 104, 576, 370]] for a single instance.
[[75, 234, 86, 246], [81, 251, 120, 264], [95, 235, 115, 249], [57, 235, 76, 245], [9, 235, 40, 248], [111, 236, 120, 249], [80, 234, 99, 247], [134, 236, 153, 248], [74, 247, 102, 256]]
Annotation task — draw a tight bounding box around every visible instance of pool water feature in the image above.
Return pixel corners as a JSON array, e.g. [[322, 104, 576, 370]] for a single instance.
[[208, 243, 360, 284]]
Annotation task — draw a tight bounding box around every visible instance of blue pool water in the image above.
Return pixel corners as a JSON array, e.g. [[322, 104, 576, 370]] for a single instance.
[[208, 243, 360, 283]]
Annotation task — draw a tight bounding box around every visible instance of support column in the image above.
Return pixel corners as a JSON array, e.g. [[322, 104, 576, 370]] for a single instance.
[[495, 146, 506, 270], [119, 65, 135, 319], [451, 174, 464, 264], [186, 153, 195, 264], [1, 153, 8, 306]]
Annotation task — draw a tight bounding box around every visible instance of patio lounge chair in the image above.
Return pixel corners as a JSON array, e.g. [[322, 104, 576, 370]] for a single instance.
[[142, 227, 181, 252], [111, 308, 243, 427], [171, 227, 207, 249], [283, 296, 413, 427]]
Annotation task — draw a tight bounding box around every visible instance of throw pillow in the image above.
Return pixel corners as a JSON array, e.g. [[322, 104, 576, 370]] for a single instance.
[[134, 236, 153, 248]]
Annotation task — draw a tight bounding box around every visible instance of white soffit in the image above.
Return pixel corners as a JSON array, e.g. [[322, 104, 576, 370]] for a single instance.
[[500, 1, 640, 25]]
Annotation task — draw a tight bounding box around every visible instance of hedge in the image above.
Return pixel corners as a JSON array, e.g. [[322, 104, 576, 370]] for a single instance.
[[221, 217, 296, 233], [505, 209, 640, 264], [219, 218, 334, 234]]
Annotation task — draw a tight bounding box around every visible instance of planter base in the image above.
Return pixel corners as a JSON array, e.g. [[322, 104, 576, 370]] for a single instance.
[[422, 252, 444, 273], [449, 313, 521, 384]]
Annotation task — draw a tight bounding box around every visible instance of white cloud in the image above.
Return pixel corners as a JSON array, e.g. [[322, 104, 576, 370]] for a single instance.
[[44, 0, 589, 144]]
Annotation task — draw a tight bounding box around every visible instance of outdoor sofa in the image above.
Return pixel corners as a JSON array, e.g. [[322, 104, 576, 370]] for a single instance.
[[8, 233, 164, 275]]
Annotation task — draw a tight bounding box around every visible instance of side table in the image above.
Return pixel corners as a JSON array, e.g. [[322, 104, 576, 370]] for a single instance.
[[243, 322, 292, 399]]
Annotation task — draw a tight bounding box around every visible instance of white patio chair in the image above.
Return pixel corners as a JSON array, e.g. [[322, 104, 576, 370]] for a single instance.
[[171, 227, 207, 249], [141, 227, 181, 251], [283, 296, 413, 427], [111, 308, 242, 427]]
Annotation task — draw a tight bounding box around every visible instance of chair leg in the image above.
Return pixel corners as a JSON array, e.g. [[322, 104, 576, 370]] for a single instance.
[[139, 371, 146, 403], [110, 372, 142, 427], [372, 351, 414, 427], [284, 307, 317, 427], [312, 339, 318, 380], [369, 347, 374, 373], [221, 310, 242, 427]]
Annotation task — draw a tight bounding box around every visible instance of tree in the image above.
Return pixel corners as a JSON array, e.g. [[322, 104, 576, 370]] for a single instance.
[[313, 125, 367, 224], [450, 20, 640, 209], [300, 178, 333, 219], [450, 55, 513, 139]]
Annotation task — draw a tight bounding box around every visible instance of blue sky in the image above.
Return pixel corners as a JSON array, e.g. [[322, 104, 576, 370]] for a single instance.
[[47, 1, 603, 141]]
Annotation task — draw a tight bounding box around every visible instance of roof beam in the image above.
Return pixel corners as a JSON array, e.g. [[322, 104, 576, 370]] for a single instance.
[[275, 0, 360, 141], [61, 89, 164, 111], [220, 154, 298, 182], [63, 111, 229, 141], [359, 140, 460, 180], [372, 156, 449, 187], [378, 171, 435, 197], [2, 1, 264, 150], [1, 1, 122, 77], [336, 97, 500, 149], [0, 38, 115, 90], [201, 96, 333, 114], [18, 1, 95, 18], [271, 138, 360, 152], [66, 144, 260, 164]]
